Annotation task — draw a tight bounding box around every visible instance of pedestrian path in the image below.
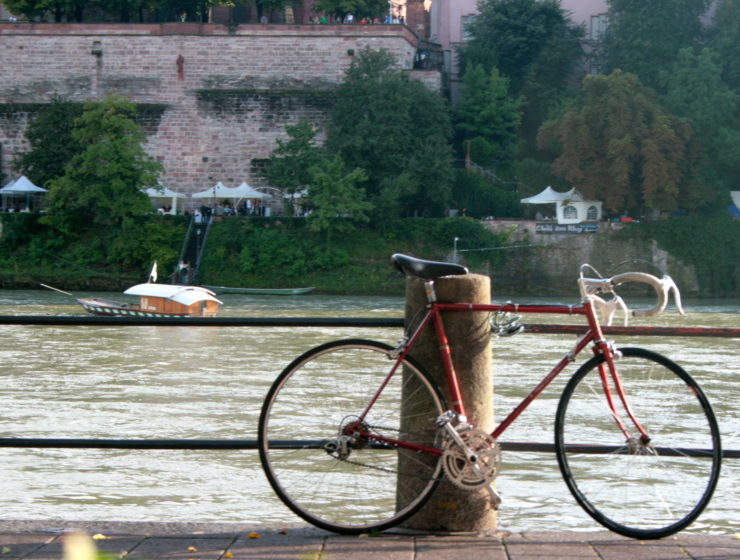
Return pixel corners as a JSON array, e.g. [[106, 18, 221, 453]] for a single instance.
[[0, 520, 737, 559]]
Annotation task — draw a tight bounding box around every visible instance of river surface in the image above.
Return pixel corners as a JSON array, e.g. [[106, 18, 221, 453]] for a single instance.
[[0, 289, 737, 535]]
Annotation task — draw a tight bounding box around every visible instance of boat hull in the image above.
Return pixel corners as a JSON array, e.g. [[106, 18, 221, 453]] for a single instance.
[[204, 286, 314, 295], [77, 297, 211, 318]]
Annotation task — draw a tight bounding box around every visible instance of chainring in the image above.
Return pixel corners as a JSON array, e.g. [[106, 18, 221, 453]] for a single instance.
[[441, 427, 501, 490]]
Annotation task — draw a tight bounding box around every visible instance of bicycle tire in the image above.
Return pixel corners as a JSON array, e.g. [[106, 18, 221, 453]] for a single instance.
[[258, 339, 446, 534], [555, 347, 721, 539]]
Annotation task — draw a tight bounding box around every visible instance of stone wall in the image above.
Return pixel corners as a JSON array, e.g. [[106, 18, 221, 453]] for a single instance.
[[482, 219, 700, 296], [0, 23, 434, 207]]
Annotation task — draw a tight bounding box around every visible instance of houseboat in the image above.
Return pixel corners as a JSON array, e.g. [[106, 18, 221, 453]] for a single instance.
[[77, 283, 222, 317]]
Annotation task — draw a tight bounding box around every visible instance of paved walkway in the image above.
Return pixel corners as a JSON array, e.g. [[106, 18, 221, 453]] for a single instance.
[[0, 521, 738, 560]]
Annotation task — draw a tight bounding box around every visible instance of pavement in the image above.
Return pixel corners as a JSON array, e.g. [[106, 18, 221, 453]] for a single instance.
[[0, 520, 738, 560]]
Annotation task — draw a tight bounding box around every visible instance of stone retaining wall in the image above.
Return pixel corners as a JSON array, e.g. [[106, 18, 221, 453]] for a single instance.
[[0, 23, 434, 204]]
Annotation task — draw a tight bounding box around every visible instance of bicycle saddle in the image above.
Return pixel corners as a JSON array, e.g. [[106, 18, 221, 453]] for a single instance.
[[391, 253, 468, 280]]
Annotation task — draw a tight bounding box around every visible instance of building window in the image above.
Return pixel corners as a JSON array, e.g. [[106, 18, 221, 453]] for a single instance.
[[563, 205, 578, 220], [587, 205, 599, 221], [590, 14, 608, 40], [461, 15, 476, 41]]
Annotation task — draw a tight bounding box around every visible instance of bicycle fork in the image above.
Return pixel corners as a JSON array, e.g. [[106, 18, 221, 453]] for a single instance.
[[596, 342, 652, 448]]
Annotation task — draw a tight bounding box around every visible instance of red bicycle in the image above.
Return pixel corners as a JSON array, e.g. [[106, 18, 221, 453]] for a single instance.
[[258, 253, 721, 539]]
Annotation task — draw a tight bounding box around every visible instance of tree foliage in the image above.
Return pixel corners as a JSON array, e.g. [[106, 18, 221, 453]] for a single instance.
[[2, 0, 233, 22], [598, 0, 711, 91], [262, 118, 324, 195], [538, 71, 691, 215], [305, 155, 372, 241], [706, 0, 740, 90], [659, 48, 739, 211], [454, 64, 522, 169], [325, 48, 454, 217], [457, 0, 584, 95], [43, 95, 162, 235], [456, 0, 583, 155], [14, 96, 83, 188]]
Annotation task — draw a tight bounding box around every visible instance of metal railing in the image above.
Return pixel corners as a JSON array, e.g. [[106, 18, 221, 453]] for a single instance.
[[0, 315, 736, 458]]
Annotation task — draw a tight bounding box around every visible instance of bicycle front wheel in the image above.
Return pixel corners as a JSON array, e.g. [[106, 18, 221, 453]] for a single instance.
[[258, 339, 446, 534], [555, 347, 721, 539]]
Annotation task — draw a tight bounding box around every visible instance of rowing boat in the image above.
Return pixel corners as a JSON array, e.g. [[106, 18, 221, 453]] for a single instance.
[[203, 286, 315, 295]]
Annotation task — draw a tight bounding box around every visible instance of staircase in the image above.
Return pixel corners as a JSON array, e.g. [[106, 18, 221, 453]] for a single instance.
[[174, 215, 212, 284]]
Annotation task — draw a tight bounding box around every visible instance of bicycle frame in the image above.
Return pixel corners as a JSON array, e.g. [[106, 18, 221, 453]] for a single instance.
[[354, 292, 651, 455]]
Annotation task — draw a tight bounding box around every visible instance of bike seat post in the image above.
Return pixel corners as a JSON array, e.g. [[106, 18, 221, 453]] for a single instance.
[[424, 280, 437, 304]]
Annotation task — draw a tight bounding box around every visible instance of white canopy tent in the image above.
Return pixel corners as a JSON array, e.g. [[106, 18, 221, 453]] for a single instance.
[[234, 181, 269, 199], [521, 186, 602, 224], [192, 181, 269, 215], [192, 181, 269, 200], [144, 183, 186, 215], [0, 175, 48, 211], [191, 181, 238, 200]]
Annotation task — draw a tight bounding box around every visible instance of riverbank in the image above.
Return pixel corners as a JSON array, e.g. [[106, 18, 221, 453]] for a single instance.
[[1, 520, 738, 560], [1, 214, 738, 297]]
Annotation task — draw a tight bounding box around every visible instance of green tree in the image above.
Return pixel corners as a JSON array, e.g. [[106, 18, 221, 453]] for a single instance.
[[660, 48, 739, 212], [14, 97, 84, 189], [455, 64, 522, 170], [2, 0, 89, 21], [3, 0, 234, 22], [598, 0, 711, 91], [305, 155, 372, 242], [457, 0, 584, 95], [1, 0, 48, 20], [326, 48, 454, 217], [456, 0, 583, 154], [706, 0, 740, 90], [538, 70, 691, 216], [43, 96, 163, 235], [263, 118, 324, 195]]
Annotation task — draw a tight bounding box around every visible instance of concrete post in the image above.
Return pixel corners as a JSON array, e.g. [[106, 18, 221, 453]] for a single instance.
[[400, 273, 496, 532]]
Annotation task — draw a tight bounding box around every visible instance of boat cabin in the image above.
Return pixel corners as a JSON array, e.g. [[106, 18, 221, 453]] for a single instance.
[[124, 284, 221, 316]]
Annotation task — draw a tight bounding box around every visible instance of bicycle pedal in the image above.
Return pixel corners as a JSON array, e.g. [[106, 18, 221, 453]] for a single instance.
[[500, 324, 524, 337], [486, 485, 502, 509]]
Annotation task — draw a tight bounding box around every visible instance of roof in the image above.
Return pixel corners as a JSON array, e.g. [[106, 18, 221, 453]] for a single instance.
[[520, 187, 586, 204], [0, 175, 47, 193], [143, 185, 186, 198], [123, 283, 222, 306], [192, 181, 268, 199]]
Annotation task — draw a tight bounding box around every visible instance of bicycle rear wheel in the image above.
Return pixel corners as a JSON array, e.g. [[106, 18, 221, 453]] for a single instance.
[[555, 347, 721, 539], [258, 339, 445, 534]]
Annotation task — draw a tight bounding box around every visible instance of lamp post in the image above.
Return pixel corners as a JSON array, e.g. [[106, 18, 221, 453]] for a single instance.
[[453, 236, 460, 263]]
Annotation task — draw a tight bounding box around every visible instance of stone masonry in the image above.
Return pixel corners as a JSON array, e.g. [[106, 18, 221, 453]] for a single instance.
[[0, 23, 439, 208]]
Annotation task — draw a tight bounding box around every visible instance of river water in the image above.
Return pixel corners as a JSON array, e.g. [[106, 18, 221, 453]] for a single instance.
[[0, 289, 737, 535]]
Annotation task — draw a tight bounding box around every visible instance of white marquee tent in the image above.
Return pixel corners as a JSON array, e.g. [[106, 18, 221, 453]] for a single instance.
[[144, 183, 186, 215], [234, 181, 268, 199], [521, 186, 602, 224], [192, 181, 269, 200]]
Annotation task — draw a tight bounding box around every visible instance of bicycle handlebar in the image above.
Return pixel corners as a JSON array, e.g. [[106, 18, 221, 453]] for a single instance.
[[579, 269, 685, 325]]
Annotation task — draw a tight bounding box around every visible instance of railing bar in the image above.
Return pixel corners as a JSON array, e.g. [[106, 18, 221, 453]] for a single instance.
[[0, 438, 735, 458], [0, 315, 737, 337]]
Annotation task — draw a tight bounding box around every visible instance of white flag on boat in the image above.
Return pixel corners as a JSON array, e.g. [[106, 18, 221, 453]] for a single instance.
[[149, 262, 158, 283]]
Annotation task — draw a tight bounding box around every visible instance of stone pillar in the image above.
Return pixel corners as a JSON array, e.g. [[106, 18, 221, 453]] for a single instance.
[[401, 273, 496, 532]]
